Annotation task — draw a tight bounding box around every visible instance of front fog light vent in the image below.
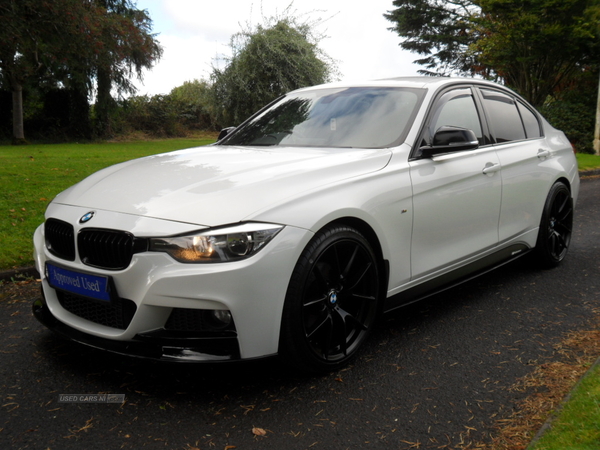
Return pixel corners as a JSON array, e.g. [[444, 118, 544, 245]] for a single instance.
[[207, 310, 233, 329], [165, 308, 235, 332]]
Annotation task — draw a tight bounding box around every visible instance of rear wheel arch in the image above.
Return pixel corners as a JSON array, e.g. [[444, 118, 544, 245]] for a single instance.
[[554, 176, 571, 193], [533, 180, 574, 268]]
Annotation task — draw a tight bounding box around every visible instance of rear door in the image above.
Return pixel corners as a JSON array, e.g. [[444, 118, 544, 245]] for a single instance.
[[476, 88, 552, 242]]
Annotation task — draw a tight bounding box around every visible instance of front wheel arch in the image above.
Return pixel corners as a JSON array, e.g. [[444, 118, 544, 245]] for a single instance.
[[278, 223, 384, 373], [328, 218, 388, 300]]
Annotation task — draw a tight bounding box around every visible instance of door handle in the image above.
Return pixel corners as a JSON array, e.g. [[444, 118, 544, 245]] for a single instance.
[[482, 162, 501, 175], [537, 149, 551, 159]]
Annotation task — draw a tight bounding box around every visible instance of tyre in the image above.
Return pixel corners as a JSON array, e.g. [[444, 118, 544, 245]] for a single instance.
[[534, 181, 574, 268], [279, 224, 381, 374]]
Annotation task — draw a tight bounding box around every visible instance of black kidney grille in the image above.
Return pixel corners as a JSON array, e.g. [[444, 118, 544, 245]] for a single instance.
[[45, 219, 76, 261], [44, 218, 148, 270], [57, 291, 136, 330], [78, 229, 136, 270]]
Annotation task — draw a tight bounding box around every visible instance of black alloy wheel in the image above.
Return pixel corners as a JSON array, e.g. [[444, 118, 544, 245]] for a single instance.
[[534, 181, 574, 268], [279, 225, 381, 373]]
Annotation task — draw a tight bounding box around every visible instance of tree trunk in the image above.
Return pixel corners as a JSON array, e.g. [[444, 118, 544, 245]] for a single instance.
[[11, 83, 26, 145], [95, 66, 113, 138], [594, 71, 600, 156], [68, 85, 92, 140]]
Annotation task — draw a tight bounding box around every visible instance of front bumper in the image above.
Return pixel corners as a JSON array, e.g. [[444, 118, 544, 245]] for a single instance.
[[33, 292, 241, 362], [33, 206, 313, 362]]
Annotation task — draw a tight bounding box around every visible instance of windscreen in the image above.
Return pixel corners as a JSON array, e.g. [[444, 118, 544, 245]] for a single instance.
[[219, 87, 425, 148]]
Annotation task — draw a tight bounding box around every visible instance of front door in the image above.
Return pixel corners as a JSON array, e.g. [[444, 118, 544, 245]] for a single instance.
[[409, 87, 502, 279]]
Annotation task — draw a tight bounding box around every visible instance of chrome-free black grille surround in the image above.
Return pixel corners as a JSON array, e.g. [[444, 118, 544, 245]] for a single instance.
[[45, 219, 75, 261], [57, 291, 136, 330], [77, 228, 147, 270]]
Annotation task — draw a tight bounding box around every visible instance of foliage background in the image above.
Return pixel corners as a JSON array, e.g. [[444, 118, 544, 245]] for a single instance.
[[0, 6, 336, 143], [385, 0, 600, 153], [1, 1, 598, 153]]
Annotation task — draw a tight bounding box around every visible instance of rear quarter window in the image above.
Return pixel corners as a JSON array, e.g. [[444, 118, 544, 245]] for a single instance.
[[517, 102, 542, 139]]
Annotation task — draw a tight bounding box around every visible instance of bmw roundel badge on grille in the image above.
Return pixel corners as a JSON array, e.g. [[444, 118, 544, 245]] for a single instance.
[[79, 211, 95, 223]]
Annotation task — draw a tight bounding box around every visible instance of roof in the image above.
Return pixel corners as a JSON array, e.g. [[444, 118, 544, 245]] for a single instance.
[[290, 76, 519, 99]]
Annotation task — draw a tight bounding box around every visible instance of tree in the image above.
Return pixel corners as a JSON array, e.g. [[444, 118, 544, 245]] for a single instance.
[[384, 0, 481, 77], [0, 0, 82, 143], [473, 0, 600, 106], [0, 0, 161, 142], [540, 68, 599, 153], [210, 16, 336, 127], [385, 0, 600, 106], [170, 79, 214, 129], [92, 0, 162, 137]]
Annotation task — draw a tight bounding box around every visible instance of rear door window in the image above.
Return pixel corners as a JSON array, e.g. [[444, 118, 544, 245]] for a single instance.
[[480, 89, 526, 143]]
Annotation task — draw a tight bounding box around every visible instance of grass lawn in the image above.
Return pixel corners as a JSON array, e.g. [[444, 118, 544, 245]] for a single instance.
[[529, 362, 600, 450], [0, 138, 215, 270], [577, 153, 600, 172]]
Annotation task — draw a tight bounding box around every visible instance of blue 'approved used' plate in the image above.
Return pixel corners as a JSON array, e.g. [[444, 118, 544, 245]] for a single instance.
[[46, 263, 112, 302]]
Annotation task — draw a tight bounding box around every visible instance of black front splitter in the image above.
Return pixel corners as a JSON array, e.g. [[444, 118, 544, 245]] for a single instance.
[[32, 296, 242, 363]]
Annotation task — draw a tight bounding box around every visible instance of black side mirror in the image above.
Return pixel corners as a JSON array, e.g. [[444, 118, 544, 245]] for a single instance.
[[217, 127, 236, 141], [421, 126, 479, 157]]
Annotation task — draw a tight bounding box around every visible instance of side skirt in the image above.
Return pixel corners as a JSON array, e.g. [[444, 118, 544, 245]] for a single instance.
[[383, 244, 530, 313]]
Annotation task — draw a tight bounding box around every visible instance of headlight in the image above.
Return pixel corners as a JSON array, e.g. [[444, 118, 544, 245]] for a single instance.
[[148, 223, 283, 263]]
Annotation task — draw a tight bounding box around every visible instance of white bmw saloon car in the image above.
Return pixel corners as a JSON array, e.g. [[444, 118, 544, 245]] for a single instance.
[[33, 77, 579, 373]]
